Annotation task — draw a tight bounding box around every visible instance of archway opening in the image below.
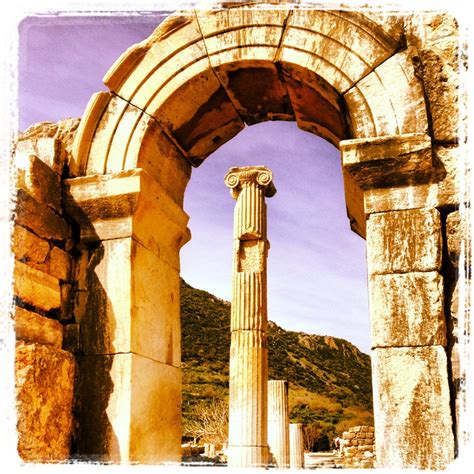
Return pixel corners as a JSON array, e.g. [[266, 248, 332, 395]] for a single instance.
[[179, 120, 373, 460]]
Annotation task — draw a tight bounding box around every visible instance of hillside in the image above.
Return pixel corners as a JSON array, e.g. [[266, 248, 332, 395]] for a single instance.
[[180, 278, 373, 448]]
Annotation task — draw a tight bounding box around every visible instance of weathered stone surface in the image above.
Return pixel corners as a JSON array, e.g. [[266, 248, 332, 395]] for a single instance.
[[280, 63, 344, 147], [372, 346, 454, 469], [103, 12, 244, 164], [198, 8, 292, 124], [369, 272, 446, 347], [417, 38, 461, 143], [366, 208, 442, 275], [225, 166, 275, 468], [20, 117, 81, 155], [48, 246, 73, 281], [341, 425, 376, 468], [13, 260, 61, 312], [64, 168, 190, 271], [75, 353, 181, 463], [289, 423, 304, 469], [15, 189, 70, 242], [15, 341, 75, 462], [267, 380, 289, 468], [60, 283, 74, 321], [16, 137, 66, 175], [14, 306, 63, 348], [12, 224, 50, 264], [282, 9, 400, 93], [13, 225, 72, 282], [446, 210, 469, 267], [27, 246, 73, 283], [405, 11, 459, 48], [344, 49, 428, 138], [341, 133, 432, 189], [363, 144, 468, 213], [448, 276, 471, 334], [79, 237, 181, 367], [16, 154, 62, 212], [63, 323, 80, 353]]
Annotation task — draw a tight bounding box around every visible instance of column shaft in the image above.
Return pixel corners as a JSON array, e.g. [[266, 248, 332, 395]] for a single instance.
[[268, 380, 290, 468], [289, 423, 304, 469], [225, 166, 276, 468]]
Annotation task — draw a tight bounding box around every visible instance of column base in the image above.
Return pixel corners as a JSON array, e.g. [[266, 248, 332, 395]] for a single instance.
[[227, 445, 269, 468]]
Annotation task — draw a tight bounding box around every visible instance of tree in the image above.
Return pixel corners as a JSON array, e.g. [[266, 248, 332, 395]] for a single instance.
[[182, 398, 228, 444]]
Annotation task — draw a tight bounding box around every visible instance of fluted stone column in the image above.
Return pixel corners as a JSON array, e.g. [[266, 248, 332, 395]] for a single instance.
[[268, 380, 290, 468], [224, 166, 276, 468], [289, 423, 304, 469]]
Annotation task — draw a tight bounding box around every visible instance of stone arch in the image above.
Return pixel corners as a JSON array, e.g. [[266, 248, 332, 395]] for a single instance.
[[60, 3, 460, 469]]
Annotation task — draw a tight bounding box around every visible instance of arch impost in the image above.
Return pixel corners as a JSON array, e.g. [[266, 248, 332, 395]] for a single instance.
[[341, 133, 434, 191], [64, 168, 190, 264]]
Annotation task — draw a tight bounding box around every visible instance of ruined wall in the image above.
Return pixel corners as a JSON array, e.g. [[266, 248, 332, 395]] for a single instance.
[[12, 119, 80, 461], [341, 425, 375, 469]]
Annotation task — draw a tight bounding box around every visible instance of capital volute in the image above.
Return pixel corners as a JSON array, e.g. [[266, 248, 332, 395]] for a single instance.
[[224, 166, 277, 199]]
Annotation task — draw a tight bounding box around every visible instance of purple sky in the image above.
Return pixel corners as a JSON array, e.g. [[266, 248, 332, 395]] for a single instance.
[[18, 14, 371, 353]]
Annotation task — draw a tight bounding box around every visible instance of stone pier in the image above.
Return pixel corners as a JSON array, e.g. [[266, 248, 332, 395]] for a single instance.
[[289, 423, 305, 469], [224, 166, 276, 468], [268, 380, 290, 468]]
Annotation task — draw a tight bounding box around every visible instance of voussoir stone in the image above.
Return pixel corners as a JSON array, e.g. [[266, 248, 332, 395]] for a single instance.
[[367, 208, 442, 275], [369, 272, 446, 347], [372, 346, 454, 469], [15, 341, 75, 462]]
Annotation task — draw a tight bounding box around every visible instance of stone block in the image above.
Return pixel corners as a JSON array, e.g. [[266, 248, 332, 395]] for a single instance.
[[80, 237, 180, 366], [448, 276, 471, 339], [446, 210, 469, 267], [405, 11, 459, 49], [63, 169, 189, 271], [12, 224, 50, 264], [372, 346, 454, 469], [16, 154, 61, 212], [49, 247, 73, 281], [15, 189, 70, 242], [341, 133, 433, 189], [366, 208, 442, 275], [63, 323, 80, 353], [75, 353, 181, 463], [30, 246, 73, 282], [344, 49, 428, 138], [15, 137, 66, 174], [13, 260, 61, 312], [19, 117, 80, 162], [363, 144, 468, 213], [282, 9, 399, 93], [280, 63, 344, 147], [369, 272, 446, 347], [343, 432, 356, 440], [60, 283, 73, 321], [15, 341, 75, 462], [417, 38, 461, 142], [14, 305, 63, 348]]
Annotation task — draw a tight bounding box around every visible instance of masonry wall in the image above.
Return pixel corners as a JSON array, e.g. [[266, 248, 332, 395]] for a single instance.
[[341, 425, 375, 469], [12, 119, 80, 461]]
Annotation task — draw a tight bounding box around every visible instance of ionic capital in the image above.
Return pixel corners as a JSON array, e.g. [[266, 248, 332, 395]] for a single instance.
[[224, 166, 277, 199]]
